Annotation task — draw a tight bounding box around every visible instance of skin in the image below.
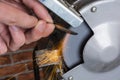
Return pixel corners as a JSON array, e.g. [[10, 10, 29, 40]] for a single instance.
[[0, 0, 55, 54]]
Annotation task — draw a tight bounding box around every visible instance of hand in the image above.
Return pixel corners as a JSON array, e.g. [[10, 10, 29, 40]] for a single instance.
[[0, 0, 55, 54]]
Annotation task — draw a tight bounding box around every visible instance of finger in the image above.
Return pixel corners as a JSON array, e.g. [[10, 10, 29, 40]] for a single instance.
[[1, 0, 28, 13], [22, 0, 53, 22], [9, 26, 25, 51], [42, 23, 55, 37], [25, 20, 46, 44], [0, 2, 38, 28], [0, 36, 7, 54], [0, 23, 10, 47]]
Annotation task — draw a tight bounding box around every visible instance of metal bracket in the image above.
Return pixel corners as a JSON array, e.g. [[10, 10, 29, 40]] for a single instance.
[[39, 0, 83, 28]]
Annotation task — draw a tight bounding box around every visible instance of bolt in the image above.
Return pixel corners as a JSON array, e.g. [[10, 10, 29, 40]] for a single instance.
[[41, 0, 45, 2], [68, 76, 73, 80], [91, 6, 97, 12]]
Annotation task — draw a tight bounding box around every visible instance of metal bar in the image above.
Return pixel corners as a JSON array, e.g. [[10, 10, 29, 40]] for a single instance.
[[33, 46, 40, 80], [39, 0, 83, 28], [46, 22, 78, 35]]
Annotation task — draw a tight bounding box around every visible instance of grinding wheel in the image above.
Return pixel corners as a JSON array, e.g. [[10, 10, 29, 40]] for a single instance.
[[62, 0, 120, 80]]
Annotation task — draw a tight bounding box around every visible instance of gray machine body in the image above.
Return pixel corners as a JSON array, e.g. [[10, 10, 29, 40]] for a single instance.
[[40, 0, 120, 80]]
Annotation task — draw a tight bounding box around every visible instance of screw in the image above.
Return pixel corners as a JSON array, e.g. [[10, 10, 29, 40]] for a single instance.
[[68, 76, 73, 80], [41, 0, 45, 2], [91, 6, 97, 12]]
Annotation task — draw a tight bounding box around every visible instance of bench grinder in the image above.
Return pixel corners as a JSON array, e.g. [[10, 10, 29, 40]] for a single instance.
[[38, 0, 120, 80]]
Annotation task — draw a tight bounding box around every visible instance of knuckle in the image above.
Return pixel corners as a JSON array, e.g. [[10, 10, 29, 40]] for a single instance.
[[30, 31, 41, 41], [0, 47, 7, 54], [43, 30, 52, 37], [10, 47, 18, 51], [16, 37, 25, 47], [27, 16, 38, 27], [10, 37, 25, 51], [32, 35, 39, 41], [8, 17, 17, 26], [43, 33, 50, 37]]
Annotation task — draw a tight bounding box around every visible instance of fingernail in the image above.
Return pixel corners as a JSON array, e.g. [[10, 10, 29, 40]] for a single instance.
[[46, 18, 53, 23], [36, 21, 46, 33], [10, 26, 19, 31], [46, 15, 53, 23]]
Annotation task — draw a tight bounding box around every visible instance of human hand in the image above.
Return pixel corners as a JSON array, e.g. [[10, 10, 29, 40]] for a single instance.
[[0, 0, 55, 54]]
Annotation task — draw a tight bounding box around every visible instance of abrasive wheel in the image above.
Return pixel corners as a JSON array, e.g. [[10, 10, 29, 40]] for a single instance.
[[62, 0, 120, 80]]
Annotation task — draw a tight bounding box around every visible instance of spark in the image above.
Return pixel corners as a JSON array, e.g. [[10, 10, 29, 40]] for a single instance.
[[37, 40, 64, 80]]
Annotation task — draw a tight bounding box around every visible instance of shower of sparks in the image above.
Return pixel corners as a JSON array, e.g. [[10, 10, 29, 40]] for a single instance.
[[36, 50, 61, 67], [36, 40, 64, 80]]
